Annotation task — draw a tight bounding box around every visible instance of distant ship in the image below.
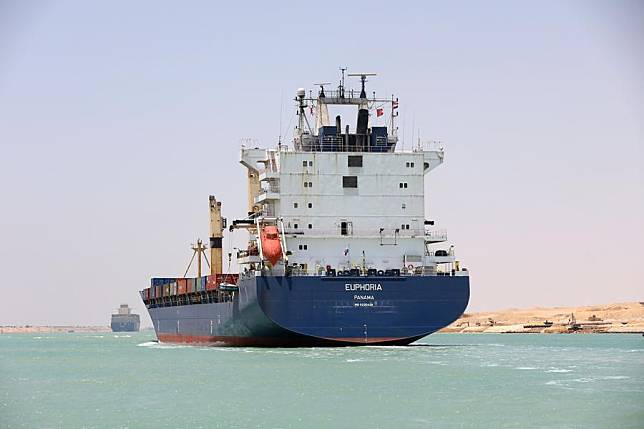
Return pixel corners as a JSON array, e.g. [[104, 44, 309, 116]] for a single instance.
[[140, 70, 470, 346], [110, 304, 140, 332]]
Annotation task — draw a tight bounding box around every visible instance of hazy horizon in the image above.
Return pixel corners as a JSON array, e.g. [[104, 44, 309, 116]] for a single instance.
[[1, 1, 642, 326]]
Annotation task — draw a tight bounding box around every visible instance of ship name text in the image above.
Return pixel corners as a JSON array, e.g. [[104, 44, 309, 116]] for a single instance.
[[345, 283, 383, 291]]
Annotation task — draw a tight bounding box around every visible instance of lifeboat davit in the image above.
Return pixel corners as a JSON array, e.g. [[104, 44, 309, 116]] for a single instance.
[[260, 225, 283, 266]]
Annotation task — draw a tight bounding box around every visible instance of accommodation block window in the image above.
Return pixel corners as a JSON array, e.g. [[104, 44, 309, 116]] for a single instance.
[[399, 182, 408, 189], [348, 155, 363, 167], [340, 221, 352, 236], [343, 176, 358, 188]]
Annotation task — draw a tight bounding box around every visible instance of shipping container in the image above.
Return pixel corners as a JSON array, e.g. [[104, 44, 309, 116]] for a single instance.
[[206, 275, 218, 291], [152, 277, 175, 287], [156, 285, 163, 298], [218, 273, 240, 285], [163, 284, 170, 296], [170, 282, 177, 296], [187, 278, 195, 293], [197, 276, 206, 292], [177, 279, 187, 295]]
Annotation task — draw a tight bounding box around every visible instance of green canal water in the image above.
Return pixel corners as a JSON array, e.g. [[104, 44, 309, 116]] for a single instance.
[[1, 332, 642, 428]]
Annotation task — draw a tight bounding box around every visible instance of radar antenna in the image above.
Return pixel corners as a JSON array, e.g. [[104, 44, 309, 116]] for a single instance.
[[314, 82, 331, 98], [339, 67, 347, 98], [348, 72, 377, 98]]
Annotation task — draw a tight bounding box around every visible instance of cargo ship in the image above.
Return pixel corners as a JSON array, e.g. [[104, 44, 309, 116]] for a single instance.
[[140, 71, 470, 346], [110, 304, 140, 332]]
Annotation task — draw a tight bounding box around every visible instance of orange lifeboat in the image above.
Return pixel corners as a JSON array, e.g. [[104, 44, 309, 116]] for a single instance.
[[260, 225, 283, 266]]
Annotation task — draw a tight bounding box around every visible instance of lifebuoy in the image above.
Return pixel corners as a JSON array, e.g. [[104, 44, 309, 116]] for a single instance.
[[377, 270, 385, 276], [408, 264, 414, 270]]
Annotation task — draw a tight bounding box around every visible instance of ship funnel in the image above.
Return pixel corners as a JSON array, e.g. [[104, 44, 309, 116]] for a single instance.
[[356, 109, 369, 134], [336, 115, 342, 135]]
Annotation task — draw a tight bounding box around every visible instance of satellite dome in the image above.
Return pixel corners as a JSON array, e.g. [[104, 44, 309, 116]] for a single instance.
[[296, 88, 306, 98]]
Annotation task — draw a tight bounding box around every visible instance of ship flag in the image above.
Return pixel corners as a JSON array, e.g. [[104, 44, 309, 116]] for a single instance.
[[376, 107, 384, 117]]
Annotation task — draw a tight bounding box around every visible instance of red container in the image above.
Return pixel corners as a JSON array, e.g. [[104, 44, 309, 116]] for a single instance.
[[218, 273, 239, 285], [177, 278, 187, 295], [145, 288, 150, 300], [206, 275, 218, 291]]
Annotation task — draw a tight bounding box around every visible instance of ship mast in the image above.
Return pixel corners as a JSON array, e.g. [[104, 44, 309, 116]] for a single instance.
[[192, 239, 208, 278], [183, 239, 209, 278]]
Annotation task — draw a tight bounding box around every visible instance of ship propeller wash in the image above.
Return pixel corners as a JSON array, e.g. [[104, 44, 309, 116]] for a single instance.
[[140, 71, 470, 346]]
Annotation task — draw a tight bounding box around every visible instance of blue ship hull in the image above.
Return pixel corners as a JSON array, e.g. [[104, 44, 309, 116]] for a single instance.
[[146, 275, 469, 346]]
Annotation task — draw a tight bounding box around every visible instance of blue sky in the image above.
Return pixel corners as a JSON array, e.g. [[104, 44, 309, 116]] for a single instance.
[[0, 0, 642, 325]]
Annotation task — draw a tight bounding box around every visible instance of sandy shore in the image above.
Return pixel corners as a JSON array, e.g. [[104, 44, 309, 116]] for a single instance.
[[3, 302, 643, 335], [0, 325, 112, 334], [441, 301, 644, 334]]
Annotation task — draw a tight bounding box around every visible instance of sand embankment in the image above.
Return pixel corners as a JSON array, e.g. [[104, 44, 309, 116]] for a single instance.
[[0, 325, 112, 334], [441, 301, 644, 334]]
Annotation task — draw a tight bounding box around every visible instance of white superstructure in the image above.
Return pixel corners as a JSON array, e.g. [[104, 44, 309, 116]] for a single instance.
[[233, 72, 465, 278]]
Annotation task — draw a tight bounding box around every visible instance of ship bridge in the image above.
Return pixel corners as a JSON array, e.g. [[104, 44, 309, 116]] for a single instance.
[[294, 72, 398, 153]]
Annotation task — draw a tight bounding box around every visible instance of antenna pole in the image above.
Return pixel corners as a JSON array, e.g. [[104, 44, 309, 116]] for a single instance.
[[278, 92, 283, 148]]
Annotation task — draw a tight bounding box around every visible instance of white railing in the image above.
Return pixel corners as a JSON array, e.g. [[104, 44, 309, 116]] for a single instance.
[[279, 227, 427, 238], [424, 229, 448, 241]]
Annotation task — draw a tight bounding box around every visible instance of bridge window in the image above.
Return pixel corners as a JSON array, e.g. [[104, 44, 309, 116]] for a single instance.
[[293, 203, 298, 208], [308, 202, 312, 208], [399, 182, 408, 188]]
